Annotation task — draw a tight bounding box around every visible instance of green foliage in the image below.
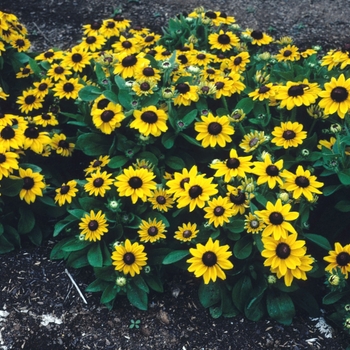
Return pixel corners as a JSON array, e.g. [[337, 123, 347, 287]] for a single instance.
[[2, 6, 350, 331]]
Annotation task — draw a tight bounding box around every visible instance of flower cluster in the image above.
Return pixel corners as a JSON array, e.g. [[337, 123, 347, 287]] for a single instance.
[[1, 8, 350, 326]]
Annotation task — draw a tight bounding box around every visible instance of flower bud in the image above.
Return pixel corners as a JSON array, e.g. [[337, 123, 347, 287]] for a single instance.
[[116, 276, 127, 287]]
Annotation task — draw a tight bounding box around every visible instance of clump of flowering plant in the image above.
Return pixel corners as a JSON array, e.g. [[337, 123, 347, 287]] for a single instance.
[[1, 7, 350, 328]]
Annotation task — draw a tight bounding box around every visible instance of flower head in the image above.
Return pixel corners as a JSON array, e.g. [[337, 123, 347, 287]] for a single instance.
[[187, 238, 233, 284], [137, 218, 167, 243], [79, 210, 109, 242], [271, 121, 307, 149], [324, 243, 350, 278]]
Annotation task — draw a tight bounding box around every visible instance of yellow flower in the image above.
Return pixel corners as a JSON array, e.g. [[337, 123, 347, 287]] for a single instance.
[[84, 170, 114, 197], [256, 199, 299, 240], [187, 238, 233, 284], [18, 167, 45, 204], [111, 239, 147, 277], [174, 222, 199, 242], [203, 196, 235, 227], [54, 180, 79, 206], [195, 113, 234, 148], [271, 121, 307, 149], [324, 243, 350, 278], [79, 210, 109, 242], [137, 218, 167, 243]]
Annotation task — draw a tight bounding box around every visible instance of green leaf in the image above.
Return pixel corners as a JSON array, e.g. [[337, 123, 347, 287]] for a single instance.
[[323, 290, 349, 305], [118, 89, 132, 109], [164, 155, 186, 170], [209, 306, 222, 319], [179, 133, 202, 147], [161, 132, 176, 149], [181, 109, 197, 125], [198, 281, 220, 308], [103, 90, 119, 104], [50, 237, 72, 260], [133, 275, 149, 294], [0, 177, 23, 196], [62, 238, 91, 252], [226, 219, 245, 234], [162, 250, 189, 265], [233, 235, 252, 259], [67, 209, 87, 220], [76, 133, 112, 156], [18, 205, 35, 234], [323, 184, 343, 196], [78, 197, 104, 212], [335, 200, 350, 212], [3, 225, 20, 248], [53, 217, 76, 237], [28, 57, 42, 77], [304, 233, 332, 251], [100, 284, 118, 304], [127, 282, 148, 310], [108, 155, 129, 168], [136, 151, 158, 166], [144, 274, 164, 293], [78, 85, 102, 101], [267, 290, 295, 325], [27, 226, 42, 246], [85, 279, 110, 293], [0, 235, 14, 254], [231, 275, 252, 312], [87, 243, 103, 267], [235, 97, 254, 114], [66, 249, 90, 268], [292, 289, 320, 317], [338, 169, 350, 185]]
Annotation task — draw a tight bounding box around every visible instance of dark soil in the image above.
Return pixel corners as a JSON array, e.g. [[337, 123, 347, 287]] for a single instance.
[[1, 0, 350, 349]]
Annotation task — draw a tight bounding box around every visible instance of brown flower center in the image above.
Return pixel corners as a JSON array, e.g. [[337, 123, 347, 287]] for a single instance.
[[141, 111, 158, 124], [123, 252, 135, 265], [97, 98, 110, 109], [182, 230, 192, 239], [156, 196, 166, 204], [24, 95, 36, 104], [24, 126, 39, 139], [295, 176, 310, 188], [101, 110, 114, 122], [23, 177, 35, 190], [214, 206, 225, 216], [276, 243, 291, 259], [122, 55, 137, 67], [86, 36, 97, 44], [147, 226, 158, 237], [266, 165, 279, 176], [93, 178, 104, 188], [60, 185, 70, 194], [202, 251, 217, 266], [251, 30, 263, 40], [218, 34, 231, 45], [63, 83, 74, 93], [229, 191, 245, 205], [72, 53, 82, 63], [189, 185, 202, 199], [269, 212, 283, 225], [331, 87, 349, 102], [258, 85, 270, 94], [176, 83, 190, 94], [1, 126, 15, 140], [226, 158, 240, 169], [208, 122, 222, 135], [128, 176, 143, 189], [336, 252, 350, 266], [282, 130, 296, 140]]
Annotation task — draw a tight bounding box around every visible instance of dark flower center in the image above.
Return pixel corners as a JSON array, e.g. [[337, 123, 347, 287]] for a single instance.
[[178, 54, 188, 64], [58, 140, 69, 149], [269, 212, 283, 225], [215, 81, 225, 90], [276, 243, 291, 259], [282, 49, 292, 57], [144, 35, 155, 43], [44, 51, 54, 58], [250, 219, 259, 228], [97, 98, 110, 109], [331, 87, 349, 102], [72, 53, 83, 63], [24, 127, 39, 139], [233, 57, 242, 66], [91, 21, 102, 30], [1, 126, 15, 140], [205, 11, 217, 19], [88, 220, 99, 231], [60, 185, 70, 194], [22, 68, 31, 75], [288, 84, 306, 97], [282, 130, 296, 140], [143, 67, 155, 77], [295, 176, 310, 188], [123, 252, 135, 265], [189, 185, 203, 199], [156, 196, 166, 204], [0, 154, 6, 163], [38, 83, 48, 91], [101, 110, 114, 122], [208, 122, 222, 135], [336, 252, 350, 266], [16, 39, 25, 47], [93, 160, 102, 167], [206, 68, 215, 74], [140, 82, 151, 91], [201, 86, 210, 94], [176, 83, 190, 94], [41, 113, 51, 120], [229, 191, 245, 205], [128, 176, 143, 189], [86, 36, 97, 44], [141, 111, 158, 124], [251, 30, 263, 40], [219, 12, 227, 18], [218, 34, 231, 45], [24, 95, 36, 104], [113, 14, 125, 21], [214, 206, 225, 216], [63, 83, 74, 93], [226, 158, 240, 169], [122, 41, 132, 48], [258, 85, 270, 94], [147, 226, 158, 237], [106, 21, 116, 29], [197, 53, 206, 60], [23, 177, 34, 190], [180, 177, 190, 189], [202, 251, 217, 266], [249, 137, 260, 147], [182, 230, 192, 238], [266, 165, 279, 176], [122, 55, 137, 67], [54, 66, 64, 74], [93, 178, 104, 188], [162, 50, 171, 56]]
